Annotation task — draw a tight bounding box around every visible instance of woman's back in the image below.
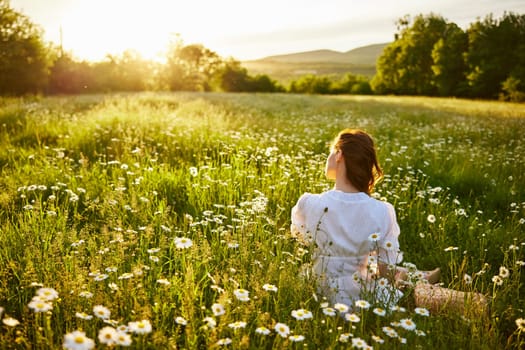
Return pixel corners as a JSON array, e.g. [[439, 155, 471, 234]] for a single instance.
[[291, 189, 403, 306]]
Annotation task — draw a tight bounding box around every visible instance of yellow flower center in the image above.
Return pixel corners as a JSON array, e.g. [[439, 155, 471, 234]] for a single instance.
[[74, 336, 85, 344]]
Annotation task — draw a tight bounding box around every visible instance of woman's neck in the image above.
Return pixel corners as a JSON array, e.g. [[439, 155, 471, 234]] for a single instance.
[[334, 178, 360, 193]]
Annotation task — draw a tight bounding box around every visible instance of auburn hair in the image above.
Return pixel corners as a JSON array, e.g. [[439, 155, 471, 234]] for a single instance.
[[331, 129, 383, 194]]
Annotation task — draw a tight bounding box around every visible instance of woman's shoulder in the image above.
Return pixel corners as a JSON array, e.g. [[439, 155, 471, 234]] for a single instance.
[[296, 192, 320, 204], [369, 196, 397, 216], [295, 192, 328, 210]]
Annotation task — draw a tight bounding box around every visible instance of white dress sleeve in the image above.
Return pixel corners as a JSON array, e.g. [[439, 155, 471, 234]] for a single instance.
[[290, 193, 315, 244], [377, 202, 403, 265]]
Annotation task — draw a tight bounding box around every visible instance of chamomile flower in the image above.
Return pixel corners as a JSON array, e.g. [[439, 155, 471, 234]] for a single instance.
[[399, 318, 417, 331], [212, 303, 225, 316], [36, 287, 59, 301], [189, 167, 198, 177], [351, 272, 362, 284], [345, 313, 360, 323], [355, 300, 370, 309], [382, 326, 398, 338], [371, 335, 384, 344], [444, 246, 458, 252], [338, 333, 352, 343], [79, 291, 93, 298], [28, 299, 53, 313], [291, 308, 313, 320], [93, 305, 111, 320], [128, 319, 152, 334], [352, 337, 368, 348], [376, 277, 389, 288], [390, 305, 406, 313], [373, 307, 386, 316], [98, 326, 118, 346], [262, 284, 278, 292], [256, 326, 271, 335], [118, 273, 134, 280], [322, 307, 337, 316], [116, 325, 128, 333], [274, 322, 290, 337], [233, 288, 250, 301], [289, 335, 305, 342], [368, 232, 381, 242], [2, 317, 20, 327], [334, 303, 349, 313], [515, 318, 525, 331], [75, 312, 93, 320], [216, 338, 232, 346], [157, 279, 170, 286], [228, 321, 247, 329], [115, 331, 132, 346], [492, 275, 504, 286], [174, 237, 193, 249], [63, 330, 95, 350], [414, 307, 430, 316], [203, 317, 217, 329], [93, 274, 109, 281], [499, 266, 510, 278], [382, 240, 396, 251], [175, 317, 187, 326], [224, 240, 238, 249]]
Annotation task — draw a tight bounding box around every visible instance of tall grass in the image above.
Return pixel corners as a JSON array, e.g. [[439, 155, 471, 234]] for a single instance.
[[0, 92, 523, 349]]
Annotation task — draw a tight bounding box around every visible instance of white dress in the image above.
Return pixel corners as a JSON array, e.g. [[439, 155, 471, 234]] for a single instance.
[[291, 190, 404, 307]]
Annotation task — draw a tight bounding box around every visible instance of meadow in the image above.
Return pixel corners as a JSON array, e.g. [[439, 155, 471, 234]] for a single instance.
[[0, 92, 524, 349]]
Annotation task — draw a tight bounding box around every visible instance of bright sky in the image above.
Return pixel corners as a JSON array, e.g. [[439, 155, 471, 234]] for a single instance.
[[10, 0, 525, 61]]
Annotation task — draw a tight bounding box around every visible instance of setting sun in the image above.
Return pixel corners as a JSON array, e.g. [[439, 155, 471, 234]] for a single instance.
[[58, 1, 177, 61]]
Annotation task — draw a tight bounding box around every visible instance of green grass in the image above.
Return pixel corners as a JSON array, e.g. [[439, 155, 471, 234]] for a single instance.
[[0, 92, 524, 349]]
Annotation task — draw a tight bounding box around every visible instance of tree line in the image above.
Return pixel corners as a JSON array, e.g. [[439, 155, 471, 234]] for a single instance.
[[1, 0, 524, 101], [372, 12, 525, 101]]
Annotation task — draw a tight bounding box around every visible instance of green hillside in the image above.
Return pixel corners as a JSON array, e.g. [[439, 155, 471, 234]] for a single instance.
[[242, 43, 388, 83]]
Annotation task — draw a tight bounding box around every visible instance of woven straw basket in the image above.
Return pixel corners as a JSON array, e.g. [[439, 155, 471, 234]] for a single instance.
[[414, 283, 488, 318]]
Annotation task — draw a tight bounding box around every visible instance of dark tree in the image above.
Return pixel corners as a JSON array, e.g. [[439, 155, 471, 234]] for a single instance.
[[372, 14, 451, 95], [465, 12, 525, 99], [0, 0, 50, 95]]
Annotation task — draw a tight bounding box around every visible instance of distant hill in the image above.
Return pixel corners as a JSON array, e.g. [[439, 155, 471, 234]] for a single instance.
[[256, 43, 389, 65], [242, 43, 389, 83]]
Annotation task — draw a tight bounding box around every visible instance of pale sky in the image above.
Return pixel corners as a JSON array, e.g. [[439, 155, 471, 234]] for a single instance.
[[10, 0, 525, 61]]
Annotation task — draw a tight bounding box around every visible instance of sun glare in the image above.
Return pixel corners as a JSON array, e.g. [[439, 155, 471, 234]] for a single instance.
[[50, 0, 361, 62], [58, 1, 171, 61]]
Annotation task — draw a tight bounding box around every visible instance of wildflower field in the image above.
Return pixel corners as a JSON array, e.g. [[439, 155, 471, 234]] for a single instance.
[[0, 92, 524, 349]]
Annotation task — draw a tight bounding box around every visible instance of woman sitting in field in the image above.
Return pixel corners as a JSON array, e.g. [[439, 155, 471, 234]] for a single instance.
[[291, 128, 440, 308]]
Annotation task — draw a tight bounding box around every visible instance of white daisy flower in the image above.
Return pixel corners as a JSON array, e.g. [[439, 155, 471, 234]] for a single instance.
[[63, 330, 95, 350], [98, 326, 118, 346], [399, 318, 417, 331], [128, 319, 152, 334], [174, 237, 193, 249], [334, 303, 349, 313], [211, 303, 225, 316], [36, 287, 59, 301], [274, 322, 290, 338], [93, 305, 111, 320], [345, 313, 360, 323], [414, 307, 430, 316], [291, 308, 313, 320], [262, 284, 278, 292], [256, 326, 271, 335]]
